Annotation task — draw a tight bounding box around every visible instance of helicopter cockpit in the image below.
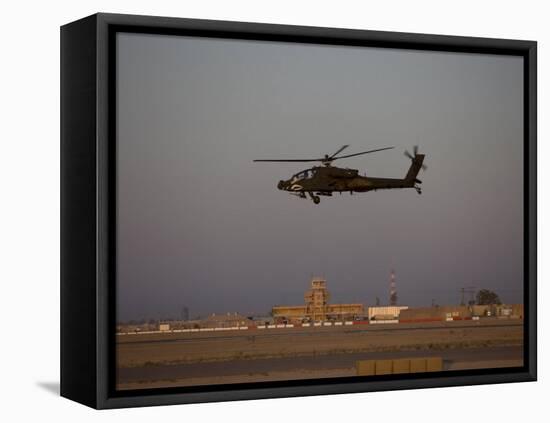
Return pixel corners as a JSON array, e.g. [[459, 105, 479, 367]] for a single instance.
[[290, 168, 316, 182]]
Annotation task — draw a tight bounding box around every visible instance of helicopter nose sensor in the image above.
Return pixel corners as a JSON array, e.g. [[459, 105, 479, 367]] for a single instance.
[[277, 180, 286, 190]]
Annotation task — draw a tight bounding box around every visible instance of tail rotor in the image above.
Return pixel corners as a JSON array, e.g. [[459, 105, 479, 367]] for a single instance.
[[404, 145, 427, 171]]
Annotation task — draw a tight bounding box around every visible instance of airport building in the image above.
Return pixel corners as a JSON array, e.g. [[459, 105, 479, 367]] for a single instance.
[[399, 304, 524, 322], [271, 277, 364, 323], [201, 312, 253, 328], [367, 305, 409, 321]]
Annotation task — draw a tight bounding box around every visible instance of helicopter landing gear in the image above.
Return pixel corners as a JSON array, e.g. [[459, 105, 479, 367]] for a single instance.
[[308, 192, 321, 204], [415, 186, 422, 195]]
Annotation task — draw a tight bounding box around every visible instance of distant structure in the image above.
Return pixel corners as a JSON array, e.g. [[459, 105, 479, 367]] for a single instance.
[[367, 305, 408, 321], [389, 269, 397, 306], [202, 312, 253, 329], [460, 286, 476, 306], [304, 278, 331, 321], [181, 306, 189, 321], [272, 277, 364, 323]]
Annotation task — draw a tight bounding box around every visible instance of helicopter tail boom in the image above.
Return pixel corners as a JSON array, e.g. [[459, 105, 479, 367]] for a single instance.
[[404, 153, 425, 184]]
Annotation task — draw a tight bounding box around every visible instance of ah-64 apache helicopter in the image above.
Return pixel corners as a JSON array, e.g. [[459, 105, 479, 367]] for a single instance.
[[254, 145, 426, 204]]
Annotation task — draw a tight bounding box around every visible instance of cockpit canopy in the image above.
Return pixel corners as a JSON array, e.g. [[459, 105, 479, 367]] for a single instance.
[[291, 166, 359, 181], [291, 168, 316, 181]]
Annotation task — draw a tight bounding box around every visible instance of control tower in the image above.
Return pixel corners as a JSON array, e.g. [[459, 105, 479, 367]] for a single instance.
[[304, 277, 331, 321], [272, 277, 364, 323]]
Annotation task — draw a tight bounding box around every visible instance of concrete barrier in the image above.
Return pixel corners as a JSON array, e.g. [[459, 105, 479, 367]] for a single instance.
[[356, 357, 443, 376], [410, 358, 427, 373], [399, 318, 443, 323], [426, 357, 443, 372], [375, 359, 393, 375], [356, 360, 375, 376], [392, 358, 411, 374], [118, 319, 367, 335]]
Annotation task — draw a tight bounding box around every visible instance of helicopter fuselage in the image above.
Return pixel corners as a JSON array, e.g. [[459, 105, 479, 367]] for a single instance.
[[254, 145, 425, 204], [277, 153, 425, 203]]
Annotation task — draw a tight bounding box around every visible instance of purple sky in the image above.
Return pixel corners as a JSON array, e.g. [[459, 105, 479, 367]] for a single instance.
[[116, 33, 523, 322]]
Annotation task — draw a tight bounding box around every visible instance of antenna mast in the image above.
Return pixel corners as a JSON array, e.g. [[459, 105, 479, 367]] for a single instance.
[[389, 269, 397, 306]]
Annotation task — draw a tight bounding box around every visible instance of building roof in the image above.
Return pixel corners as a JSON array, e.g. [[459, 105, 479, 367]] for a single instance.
[[203, 312, 252, 323]]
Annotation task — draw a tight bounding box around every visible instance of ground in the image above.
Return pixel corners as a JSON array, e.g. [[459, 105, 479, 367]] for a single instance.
[[116, 319, 523, 390]]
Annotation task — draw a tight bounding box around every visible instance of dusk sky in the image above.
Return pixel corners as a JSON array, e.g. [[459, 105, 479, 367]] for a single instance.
[[116, 32, 523, 322]]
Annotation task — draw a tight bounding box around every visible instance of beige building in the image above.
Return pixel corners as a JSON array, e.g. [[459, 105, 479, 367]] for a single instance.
[[400, 304, 524, 321], [272, 277, 364, 323], [201, 312, 253, 328], [367, 306, 409, 321]]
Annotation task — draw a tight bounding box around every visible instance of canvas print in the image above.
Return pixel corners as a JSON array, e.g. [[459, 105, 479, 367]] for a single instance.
[[115, 32, 524, 390]]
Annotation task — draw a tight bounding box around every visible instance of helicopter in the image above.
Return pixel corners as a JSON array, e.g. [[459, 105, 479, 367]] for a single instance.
[[254, 145, 426, 204]]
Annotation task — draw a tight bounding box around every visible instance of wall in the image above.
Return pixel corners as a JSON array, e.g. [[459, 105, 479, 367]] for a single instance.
[[272, 304, 363, 322], [368, 306, 409, 320], [399, 306, 471, 321]]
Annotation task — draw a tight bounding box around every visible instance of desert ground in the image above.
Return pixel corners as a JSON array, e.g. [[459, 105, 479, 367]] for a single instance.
[[116, 319, 523, 390]]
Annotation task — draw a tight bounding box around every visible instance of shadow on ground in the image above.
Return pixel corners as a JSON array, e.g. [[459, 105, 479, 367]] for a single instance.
[[36, 381, 60, 396]]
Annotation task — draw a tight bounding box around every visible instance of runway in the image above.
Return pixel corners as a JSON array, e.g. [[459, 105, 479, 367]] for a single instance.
[[118, 345, 522, 384], [116, 319, 524, 389]]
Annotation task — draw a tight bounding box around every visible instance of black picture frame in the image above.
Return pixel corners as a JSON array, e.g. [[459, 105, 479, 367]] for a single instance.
[[60, 12, 537, 409]]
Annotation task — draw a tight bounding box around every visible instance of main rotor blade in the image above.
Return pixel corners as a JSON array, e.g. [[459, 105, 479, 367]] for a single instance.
[[334, 146, 394, 160], [328, 145, 350, 159], [254, 146, 394, 163], [253, 158, 322, 162]]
